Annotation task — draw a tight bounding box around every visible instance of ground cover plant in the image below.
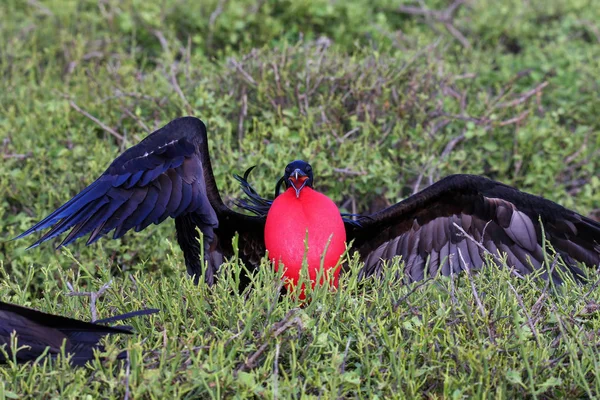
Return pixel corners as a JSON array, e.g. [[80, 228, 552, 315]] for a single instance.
[[1, 0, 599, 397]]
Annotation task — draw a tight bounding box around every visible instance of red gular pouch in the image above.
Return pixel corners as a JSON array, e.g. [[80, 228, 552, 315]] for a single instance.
[[265, 186, 346, 299]]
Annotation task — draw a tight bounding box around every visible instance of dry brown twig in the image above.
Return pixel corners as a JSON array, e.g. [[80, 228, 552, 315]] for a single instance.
[[452, 222, 526, 280], [66, 279, 113, 322], [152, 30, 193, 115], [152, 30, 171, 57], [273, 341, 280, 400], [457, 249, 486, 318], [3, 153, 31, 160], [392, 278, 433, 312], [238, 86, 248, 142], [332, 167, 367, 176], [121, 107, 151, 135], [123, 352, 132, 400], [236, 308, 303, 374], [458, 248, 498, 344], [230, 58, 258, 86], [69, 100, 125, 143], [496, 81, 549, 109], [27, 0, 53, 16], [397, 0, 471, 48], [507, 281, 541, 344], [169, 64, 194, 115], [339, 336, 352, 374]]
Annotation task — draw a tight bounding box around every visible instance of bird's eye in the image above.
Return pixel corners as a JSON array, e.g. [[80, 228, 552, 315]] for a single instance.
[[306, 165, 312, 171]]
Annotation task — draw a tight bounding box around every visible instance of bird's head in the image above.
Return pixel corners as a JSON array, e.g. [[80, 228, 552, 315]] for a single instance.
[[281, 160, 314, 198]]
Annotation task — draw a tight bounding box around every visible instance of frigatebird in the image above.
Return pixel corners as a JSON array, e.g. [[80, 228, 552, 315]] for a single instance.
[[0, 301, 158, 365], [16, 117, 600, 287]]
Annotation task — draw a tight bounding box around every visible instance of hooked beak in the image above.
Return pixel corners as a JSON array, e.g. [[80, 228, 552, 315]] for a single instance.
[[288, 169, 308, 198]]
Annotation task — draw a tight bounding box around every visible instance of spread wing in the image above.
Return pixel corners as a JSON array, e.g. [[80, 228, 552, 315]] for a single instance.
[[16, 117, 266, 285], [347, 174, 600, 283], [0, 301, 154, 365], [0, 311, 69, 362]]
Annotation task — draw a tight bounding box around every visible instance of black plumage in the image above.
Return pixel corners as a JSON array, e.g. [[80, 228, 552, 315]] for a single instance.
[[345, 174, 600, 283], [16, 117, 600, 285], [0, 301, 158, 365], [16, 117, 265, 285]]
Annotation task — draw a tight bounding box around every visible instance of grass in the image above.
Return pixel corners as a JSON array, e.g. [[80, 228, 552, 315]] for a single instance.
[[1, 0, 599, 397], [2, 252, 600, 398]]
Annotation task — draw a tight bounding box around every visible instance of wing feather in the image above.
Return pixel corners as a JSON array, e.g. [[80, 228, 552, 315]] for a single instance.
[[17, 118, 210, 248], [164, 168, 183, 218], [17, 117, 267, 286], [0, 301, 157, 365], [349, 174, 600, 283], [144, 174, 173, 227]]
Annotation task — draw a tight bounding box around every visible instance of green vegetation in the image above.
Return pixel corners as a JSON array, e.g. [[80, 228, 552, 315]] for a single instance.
[[1, 0, 599, 397]]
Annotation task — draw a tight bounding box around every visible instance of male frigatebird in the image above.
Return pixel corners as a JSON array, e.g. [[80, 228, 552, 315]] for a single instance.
[[264, 160, 347, 289], [16, 117, 600, 287], [0, 301, 158, 365]]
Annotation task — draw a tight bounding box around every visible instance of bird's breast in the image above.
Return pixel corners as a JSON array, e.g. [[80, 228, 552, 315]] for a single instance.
[[265, 187, 346, 288]]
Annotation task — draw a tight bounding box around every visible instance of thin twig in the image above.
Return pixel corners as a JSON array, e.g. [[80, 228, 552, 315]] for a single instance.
[[413, 170, 425, 195], [69, 101, 125, 143], [496, 81, 549, 109], [440, 133, 465, 159], [336, 336, 353, 399], [236, 309, 302, 373], [448, 258, 458, 305], [337, 127, 360, 143], [230, 59, 257, 86], [170, 64, 193, 115], [339, 336, 352, 373], [498, 110, 530, 127], [458, 249, 486, 318], [392, 278, 433, 311], [123, 352, 131, 400], [273, 341, 280, 400], [66, 280, 113, 322], [238, 86, 248, 142], [452, 223, 502, 265], [444, 22, 470, 49], [209, 0, 227, 26], [121, 108, 151, 134], [153, 30, 171, 56], [507, 281, 540, 343], [332, 167, 367, 176], [397, 0, 471, 48], [2, 153, 31, 160], [27, 0, 54, 16]]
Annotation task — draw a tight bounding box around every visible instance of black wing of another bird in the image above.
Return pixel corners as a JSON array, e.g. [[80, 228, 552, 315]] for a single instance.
[[16, 117, 266, 285], [0, 301, 158, 365], [346, 174, 600, 284]]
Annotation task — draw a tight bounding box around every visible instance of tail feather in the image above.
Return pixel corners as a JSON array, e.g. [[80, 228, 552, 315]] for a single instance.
[[0, 302, 159, 366], [94, 308, 160, 325]]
